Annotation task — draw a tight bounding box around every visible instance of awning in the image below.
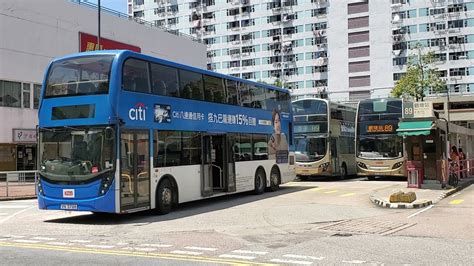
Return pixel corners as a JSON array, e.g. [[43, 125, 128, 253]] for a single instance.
[[397, 121, 434, 136]]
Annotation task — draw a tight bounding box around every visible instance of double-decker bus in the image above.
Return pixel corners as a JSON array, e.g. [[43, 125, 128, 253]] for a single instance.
[[37, 50, 294, 214], [355, 98, 405, 179], [293, 98, 356, 180]]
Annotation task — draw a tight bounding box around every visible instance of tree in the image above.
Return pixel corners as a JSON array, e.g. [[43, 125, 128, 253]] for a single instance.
[[391, 43, 446, 101]]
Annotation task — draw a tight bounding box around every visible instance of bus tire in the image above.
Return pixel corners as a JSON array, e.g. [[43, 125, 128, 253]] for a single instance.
[[339, 164, 348, 180], [254, 168, 266, 195], [268, 166, 281, 192], [156, 178, 173, 215]]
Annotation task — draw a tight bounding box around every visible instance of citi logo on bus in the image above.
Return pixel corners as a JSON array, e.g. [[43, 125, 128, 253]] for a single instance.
[[129, 103, 146, 121]]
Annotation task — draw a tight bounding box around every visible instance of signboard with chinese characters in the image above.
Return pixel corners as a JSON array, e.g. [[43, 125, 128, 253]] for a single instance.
[[366, 124, 395, 134], [403, 101, 433, 118], [79, 32, 141, 52], [13, 129, 37, 143]]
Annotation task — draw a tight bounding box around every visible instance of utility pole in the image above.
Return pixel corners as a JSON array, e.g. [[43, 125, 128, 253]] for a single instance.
[[97, 0, 101, 50]]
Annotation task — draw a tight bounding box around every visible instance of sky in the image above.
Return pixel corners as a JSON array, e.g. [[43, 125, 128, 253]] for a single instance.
[[86, 0, 128, 14]]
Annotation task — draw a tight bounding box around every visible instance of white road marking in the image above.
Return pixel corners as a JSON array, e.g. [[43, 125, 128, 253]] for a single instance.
[[0, 213, 8, 216], [184, 246, 218, 252], [342, 260, 366, 264], [134, 247, 157, 252], [2, 235, 25, 238], [116, 242, 129, 246], [85, 244, 114, 249], [232, 250, 268, 255], [219, 254, 256, 260], [13, 239, 41, 244], [270, 258, 313, 265], [32, 237, 56, 241], [139, 243, 173, 248], [0, 206, 35, 224], [0, 205, 32, 209], [170, 250, 203, 256], [48, 242, 69, 246], [284, 254, 325, 261], [0, 238, 9, 241], [70, 240, 92, 243], [407, 205, 434, 219]]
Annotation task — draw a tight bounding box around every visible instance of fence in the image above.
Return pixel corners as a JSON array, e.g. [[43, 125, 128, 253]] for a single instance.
[[436, 159, 474, 185], [0, 170, 38, 198]]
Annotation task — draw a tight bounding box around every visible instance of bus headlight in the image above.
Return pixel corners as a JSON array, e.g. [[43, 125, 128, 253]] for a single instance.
[[357, 162, 368, 169], [99, 173, 114, 196], [392, 161, 404, 169], [319, 162, 330, 172]]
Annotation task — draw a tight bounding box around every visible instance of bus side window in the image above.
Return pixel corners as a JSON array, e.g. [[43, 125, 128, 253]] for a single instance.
[[151, 63, 179, 97], [226, 79, 240, 105]]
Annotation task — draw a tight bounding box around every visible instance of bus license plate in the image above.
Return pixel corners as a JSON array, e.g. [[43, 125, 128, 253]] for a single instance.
[[60, 204, 77, 210]]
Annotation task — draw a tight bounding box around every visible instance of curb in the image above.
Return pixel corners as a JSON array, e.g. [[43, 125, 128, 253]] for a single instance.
[[433, 179, 474, 204], [0, 196, 36, 202], [369, 179, 473, 209]]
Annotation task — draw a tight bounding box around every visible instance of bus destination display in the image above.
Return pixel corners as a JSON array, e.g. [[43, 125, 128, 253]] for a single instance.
[[366, 124, 394, 133]]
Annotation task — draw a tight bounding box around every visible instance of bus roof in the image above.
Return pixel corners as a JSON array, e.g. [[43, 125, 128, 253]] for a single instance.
[[358, 98, 402, 104], [50, 50, 290, 94]]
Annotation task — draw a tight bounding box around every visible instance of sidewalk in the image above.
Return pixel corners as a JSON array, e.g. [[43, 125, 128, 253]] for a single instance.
[[369, 177, 474, 209], [0, 181, 36, 201]]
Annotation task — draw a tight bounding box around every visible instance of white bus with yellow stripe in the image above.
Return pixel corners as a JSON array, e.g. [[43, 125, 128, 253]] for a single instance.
[[293, 98, 356, 180]]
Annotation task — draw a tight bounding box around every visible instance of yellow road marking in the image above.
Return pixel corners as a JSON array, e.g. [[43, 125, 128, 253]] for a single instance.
[[340, 193, 356, 197], [324, 190, 338, 194], [449, 199, 464, 205], [0, 242, 275, 266], [309, 187, 324, 192]]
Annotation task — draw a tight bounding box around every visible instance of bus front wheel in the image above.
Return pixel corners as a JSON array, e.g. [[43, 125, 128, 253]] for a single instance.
[[156, 179, 173, 215], [339, 164, 348, 180], [254, 169, 266, 195]]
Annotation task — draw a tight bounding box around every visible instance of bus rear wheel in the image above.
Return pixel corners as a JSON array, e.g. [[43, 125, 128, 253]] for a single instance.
[[254, 169, 266, 195], [156, 179, 173, 215], [268, 167, 280, 192]]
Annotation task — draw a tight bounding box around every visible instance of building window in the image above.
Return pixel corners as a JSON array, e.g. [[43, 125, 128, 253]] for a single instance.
[[348, 2, 368, 15], [348, 16, 369, 29], [349, 46, 370, 58], [349, 61, 370, 72], [0, 80, 21, 108], [349, 76, 370, 87], [348, 31, 369, 44], [22, 83, 30, 109], [34, 84, 41, 109]]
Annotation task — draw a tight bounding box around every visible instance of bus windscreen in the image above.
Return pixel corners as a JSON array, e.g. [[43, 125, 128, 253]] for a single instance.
[[45, 55, 113, 98]]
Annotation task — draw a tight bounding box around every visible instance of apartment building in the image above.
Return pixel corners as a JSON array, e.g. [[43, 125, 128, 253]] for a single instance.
[[391, 0, 474, 128]]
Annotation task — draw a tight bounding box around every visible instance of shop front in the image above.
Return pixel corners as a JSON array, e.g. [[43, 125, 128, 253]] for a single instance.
[[11, 128, 37, 171]]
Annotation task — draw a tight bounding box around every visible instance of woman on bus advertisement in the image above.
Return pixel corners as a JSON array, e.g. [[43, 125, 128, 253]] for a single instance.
[[268, 109, 289, 163]]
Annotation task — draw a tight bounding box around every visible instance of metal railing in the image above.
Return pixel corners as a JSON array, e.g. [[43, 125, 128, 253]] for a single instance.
[[70, 0, 202, 43], [436, 159, 473, 186], [0, 170, 38, 198]]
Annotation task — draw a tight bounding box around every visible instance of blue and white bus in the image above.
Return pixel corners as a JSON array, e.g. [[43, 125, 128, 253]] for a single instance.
[[37, 50, 294, 214]]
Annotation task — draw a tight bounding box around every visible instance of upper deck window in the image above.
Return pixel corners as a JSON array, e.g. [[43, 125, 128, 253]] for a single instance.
[[179, 69, 204, 100], [123, 59, 150, 93], [45, 55, 113, 98]]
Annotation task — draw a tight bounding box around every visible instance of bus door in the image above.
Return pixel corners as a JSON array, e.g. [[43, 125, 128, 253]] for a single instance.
[[330, 138, 339, 175], [201, 135, 231, 196], [120, 131, 150, 211]]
